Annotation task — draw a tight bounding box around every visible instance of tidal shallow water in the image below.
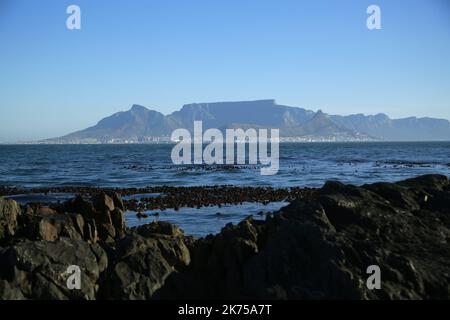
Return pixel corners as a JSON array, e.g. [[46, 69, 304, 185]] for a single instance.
[[125, 201, 288, 238]]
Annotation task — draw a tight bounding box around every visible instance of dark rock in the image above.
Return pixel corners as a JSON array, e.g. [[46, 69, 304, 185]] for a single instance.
[[363, 182, 421, 211], [397, 174, 449, 192], [83, 219, 98, 243], [35, 207, 58, 216], [136, 221, 184, 238], [0, 279, 26, 299], [0, 238, 108, 300], [97, 223, 116, 243], [37, 218, 59, 241], [17, 209, 85, 242], [101, 222, 193, 300], [111, 192, 125, 211], [0, 197, 21, 243], [71, 213, 85, 237], [63, 195, 95, 218], [111, 208, 125, 230], [424, 190, 450, 214], [105, 233, 173, 300], [136, 222, 190, 269], [93, 193, 115, 212], [136, 212, 148, 219], [316, 180, 396, 231]]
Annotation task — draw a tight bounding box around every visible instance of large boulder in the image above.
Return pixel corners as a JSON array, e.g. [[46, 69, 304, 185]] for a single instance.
[[103, 222, 191, 300], [0, 238, 108, 300], [136, 222, 191, 269], [104, 233, 173, 300]]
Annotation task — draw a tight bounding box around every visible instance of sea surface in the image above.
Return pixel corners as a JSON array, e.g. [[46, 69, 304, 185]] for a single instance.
[[1, 142, 449, 236]]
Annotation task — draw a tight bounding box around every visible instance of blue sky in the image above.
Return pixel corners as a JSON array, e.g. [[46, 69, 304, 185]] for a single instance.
[[0, 0, 449, 142]]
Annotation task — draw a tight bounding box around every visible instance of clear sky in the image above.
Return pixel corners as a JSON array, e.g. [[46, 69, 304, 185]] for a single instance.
[[0, 0, 449, 142]]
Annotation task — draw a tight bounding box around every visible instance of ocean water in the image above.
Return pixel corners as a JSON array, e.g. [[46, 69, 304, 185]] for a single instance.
[[0, 142, 449, 188], [1, 142, 449, 236]]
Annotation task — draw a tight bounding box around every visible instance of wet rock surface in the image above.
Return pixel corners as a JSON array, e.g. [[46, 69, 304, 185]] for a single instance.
[[0, 174, 449, 300]]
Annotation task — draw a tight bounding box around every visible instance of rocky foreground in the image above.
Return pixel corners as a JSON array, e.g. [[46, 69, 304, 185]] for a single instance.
[[0, 174, 449, 300]]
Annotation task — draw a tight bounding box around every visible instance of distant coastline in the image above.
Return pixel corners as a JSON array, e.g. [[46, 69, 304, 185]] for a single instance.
[[7, 139, 450, 145]]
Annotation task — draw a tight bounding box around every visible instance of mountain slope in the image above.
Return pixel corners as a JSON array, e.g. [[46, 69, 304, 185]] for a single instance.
[[331, 113, 450, 141], [56, 105, 180, 142]]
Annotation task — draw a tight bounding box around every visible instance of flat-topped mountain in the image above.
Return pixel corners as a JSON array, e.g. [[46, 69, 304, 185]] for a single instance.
[[45, 100, 450, 143]]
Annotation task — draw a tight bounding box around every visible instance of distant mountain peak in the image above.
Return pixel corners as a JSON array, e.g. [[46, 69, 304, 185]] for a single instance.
[[130, 104, 149, 112], [315, 109, 325, 116]]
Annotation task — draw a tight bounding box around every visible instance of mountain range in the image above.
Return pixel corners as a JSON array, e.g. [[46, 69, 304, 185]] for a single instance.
[[45, 99, 450, 143]]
